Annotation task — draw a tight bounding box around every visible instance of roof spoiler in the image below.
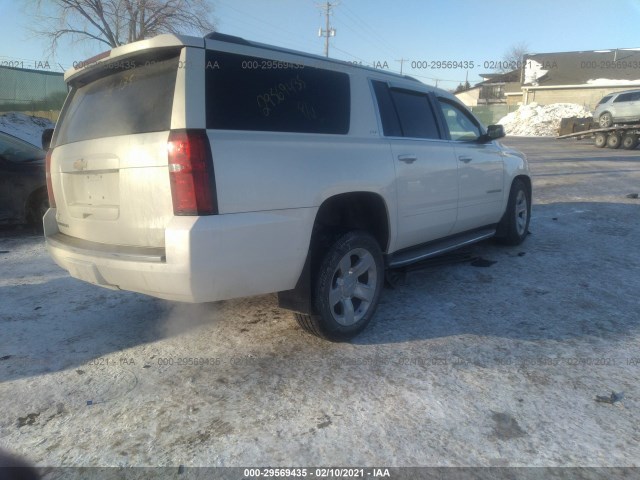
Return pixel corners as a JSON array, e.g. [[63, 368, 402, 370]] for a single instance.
[[204, 32, 252, 46]]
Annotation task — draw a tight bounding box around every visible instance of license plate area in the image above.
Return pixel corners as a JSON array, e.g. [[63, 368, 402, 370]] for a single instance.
[[63, 171, 120, 220]]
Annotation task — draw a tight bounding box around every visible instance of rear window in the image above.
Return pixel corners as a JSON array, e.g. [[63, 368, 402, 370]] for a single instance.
[[372, 80, 402, 137], [597, 95, 612, 105], [55, 54, 179, 146], [389, 89, 441, 139], [205, 51, 350, 134]]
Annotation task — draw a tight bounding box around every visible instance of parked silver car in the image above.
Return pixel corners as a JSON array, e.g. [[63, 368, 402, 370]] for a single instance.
[[593, 89, 640, 127]]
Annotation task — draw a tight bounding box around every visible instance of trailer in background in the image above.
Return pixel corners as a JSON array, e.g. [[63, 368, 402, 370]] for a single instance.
[[557, 124, 640, 149]]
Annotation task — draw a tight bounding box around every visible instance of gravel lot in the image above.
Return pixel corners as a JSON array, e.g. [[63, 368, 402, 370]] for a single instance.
[[1, 137, 639, 478]]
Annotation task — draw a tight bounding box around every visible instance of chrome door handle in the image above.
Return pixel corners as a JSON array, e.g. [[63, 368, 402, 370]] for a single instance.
[[458, 156, 472, 163], [398, 154, 417, 164]]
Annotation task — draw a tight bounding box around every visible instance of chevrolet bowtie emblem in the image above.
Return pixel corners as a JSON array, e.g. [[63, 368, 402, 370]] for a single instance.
[[73, 158, 87, 171]]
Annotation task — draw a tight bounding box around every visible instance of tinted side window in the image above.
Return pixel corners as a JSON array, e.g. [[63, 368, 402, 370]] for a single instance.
[[614, 93, 633, 103], [389, 90, 440, 139], [629, 92, 640, 101], [371, 80, 402, 137], [205, 51, 350, 134], [438, 99, 482, 141]]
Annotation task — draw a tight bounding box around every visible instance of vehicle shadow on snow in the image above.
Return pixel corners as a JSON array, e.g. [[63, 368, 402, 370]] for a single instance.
[[0, 276, 171, 382], [354, 201, 640, 346], [1, 202, 639, 380]]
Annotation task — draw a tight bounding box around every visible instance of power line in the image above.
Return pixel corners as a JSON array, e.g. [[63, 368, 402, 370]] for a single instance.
[[331, 45, 368, 63], [217, 0, 319, 52], [331, 16, 387, 59], [340, 3, 399, 58]]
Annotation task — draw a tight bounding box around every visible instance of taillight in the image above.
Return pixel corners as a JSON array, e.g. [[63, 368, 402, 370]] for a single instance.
[[167, 129, 217, 215], [45, 149, 56, 208]]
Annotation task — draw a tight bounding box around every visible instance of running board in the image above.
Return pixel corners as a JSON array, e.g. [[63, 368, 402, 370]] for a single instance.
[[387, 228, 496, 268]]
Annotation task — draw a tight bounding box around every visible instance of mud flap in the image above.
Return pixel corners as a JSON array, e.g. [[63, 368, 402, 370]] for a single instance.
[[277, 252, 316, 315]]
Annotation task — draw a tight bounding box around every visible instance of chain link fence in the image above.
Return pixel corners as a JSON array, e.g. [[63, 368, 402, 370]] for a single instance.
[[468, 104, 519, 126], [0, 65, 67, 122]]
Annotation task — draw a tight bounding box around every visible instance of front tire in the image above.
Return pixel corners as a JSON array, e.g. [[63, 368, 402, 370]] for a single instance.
[[28, 190, 49, 231], [495, 179, 531, 246], [295, 231, 384, 341]]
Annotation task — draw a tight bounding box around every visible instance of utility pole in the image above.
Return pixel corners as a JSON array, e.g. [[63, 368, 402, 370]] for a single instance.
[[317, 2, 337, 57], [395, 58, 408, 75]]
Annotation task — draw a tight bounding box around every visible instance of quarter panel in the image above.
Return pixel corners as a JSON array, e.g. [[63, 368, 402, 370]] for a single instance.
[[499, 142, 530, 211], [208, 131, 397, 215]]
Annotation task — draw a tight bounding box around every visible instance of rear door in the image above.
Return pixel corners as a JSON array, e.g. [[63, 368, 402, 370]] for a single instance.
[[435, 97, 504, 233], [612, 92, 635, 120], [622, 91, 640, 121], [629, 92, 640, 121], [372, 81, 458, 251], [50, 51, 183, 248]]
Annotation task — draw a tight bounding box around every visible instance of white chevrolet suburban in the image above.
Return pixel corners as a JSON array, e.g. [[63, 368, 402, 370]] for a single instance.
[[44, 32, 531, 341]]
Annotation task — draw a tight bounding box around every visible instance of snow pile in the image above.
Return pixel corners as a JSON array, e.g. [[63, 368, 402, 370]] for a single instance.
[[0, 112, 54, 146], [498, 102, 592, 136], [587, 78, 640, 86]]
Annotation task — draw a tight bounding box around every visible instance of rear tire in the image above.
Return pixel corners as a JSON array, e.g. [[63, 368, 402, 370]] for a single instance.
[[622, 133, 639, 150], [594, 132, 607, 148], [295, 231, 384, 341], [606, 133, 621, 149], [28, 190, 49, 231], [495, 179, 530, 246], [599, 112, 613, 128]]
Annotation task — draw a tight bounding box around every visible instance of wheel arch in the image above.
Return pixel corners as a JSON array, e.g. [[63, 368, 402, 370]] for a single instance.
[[599, 111, 614, 126], [513, 174, 532, 200], [312, 191, 391, 252], [277, 191, 391, 315], [495, 175, 532, 243], [24, 186, 48, 224]]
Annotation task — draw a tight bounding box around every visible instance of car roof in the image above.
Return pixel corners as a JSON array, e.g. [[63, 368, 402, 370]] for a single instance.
[[67, 32, 455, 99], [609, 89, 640, 96], [0, 130, 45, 151], [204, 32, 462, 100], [205, 32, 421, 83]]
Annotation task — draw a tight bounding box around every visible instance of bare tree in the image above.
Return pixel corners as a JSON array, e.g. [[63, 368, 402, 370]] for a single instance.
[[498, 41, 529, 73], [32, 0, 215, 53], [454, 81, 471, 93]]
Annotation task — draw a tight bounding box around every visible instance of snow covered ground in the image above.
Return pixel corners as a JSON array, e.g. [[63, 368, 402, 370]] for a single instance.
[[0, 112, 54, 146], [498, 103, 593, 137], [1, 138, 640, 477]]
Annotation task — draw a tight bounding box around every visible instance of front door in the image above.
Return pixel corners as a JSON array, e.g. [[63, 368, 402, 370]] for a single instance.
[[436, 98, 504, 233]]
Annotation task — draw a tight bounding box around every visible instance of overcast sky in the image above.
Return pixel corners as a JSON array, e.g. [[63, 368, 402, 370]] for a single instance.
[[1, 0, 640, 89]]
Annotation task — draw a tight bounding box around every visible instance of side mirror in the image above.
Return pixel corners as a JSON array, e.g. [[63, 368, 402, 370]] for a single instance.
[[487, 124, 505, 140], [42, 128, 54, 151]]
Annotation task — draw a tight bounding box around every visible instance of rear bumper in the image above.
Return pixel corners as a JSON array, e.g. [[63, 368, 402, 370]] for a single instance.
[[44, 207, 315, 302]]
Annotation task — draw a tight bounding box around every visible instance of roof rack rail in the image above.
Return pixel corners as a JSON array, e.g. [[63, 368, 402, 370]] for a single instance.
[[203, 31, 421, 84], [204, 32, 252, 46]]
